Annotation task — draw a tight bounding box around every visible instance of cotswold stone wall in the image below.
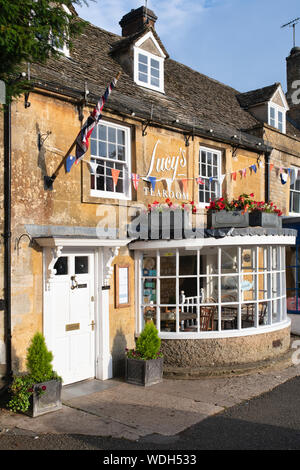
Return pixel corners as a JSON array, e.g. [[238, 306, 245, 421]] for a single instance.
[[161, 326, 291, 372]]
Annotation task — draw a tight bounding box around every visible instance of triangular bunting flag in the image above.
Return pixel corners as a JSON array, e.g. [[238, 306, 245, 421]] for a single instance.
[[196, 177, 205, 185], [165, 178, 173, 192], [280, 173, 288, 185], [65, 155, 76, 173], [290, 168, 296, 185], [111, 168, 120, 186], [250, 164, 257, 173], [219, 174, 226, 185], [270, 163, 274, 172], [231, 172, 237, 181], [181, 178, 188, 192], [131, 173, 140, 191], [88, 162, 98, 174], [148, 176, 157, 191]]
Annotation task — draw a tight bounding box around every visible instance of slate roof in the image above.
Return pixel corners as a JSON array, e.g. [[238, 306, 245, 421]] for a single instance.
[[236, 83, 281, 109], [28, 18, 297, 149]]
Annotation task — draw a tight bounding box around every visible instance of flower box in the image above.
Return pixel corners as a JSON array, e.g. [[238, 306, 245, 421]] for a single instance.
[[138, 210, 192, 239], [207, 210, 249, 229], [26, 379, 62, 417], [249, 212, 282, 228], [125, 357, 163, 386]]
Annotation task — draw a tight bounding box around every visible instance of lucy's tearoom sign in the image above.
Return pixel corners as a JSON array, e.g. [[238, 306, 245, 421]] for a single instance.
[[143, 140, 189, 200]]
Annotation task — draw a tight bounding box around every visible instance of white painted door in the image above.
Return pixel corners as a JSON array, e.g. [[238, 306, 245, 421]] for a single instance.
[[50, 251, 95, 385]]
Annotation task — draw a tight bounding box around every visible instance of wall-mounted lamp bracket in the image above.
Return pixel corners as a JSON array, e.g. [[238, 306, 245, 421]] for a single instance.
[[184, 132, 194, 147], [142, 120, 151, 137]]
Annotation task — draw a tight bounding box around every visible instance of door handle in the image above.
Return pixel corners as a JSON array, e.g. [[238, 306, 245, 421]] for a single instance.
[[71, 275, 78, 290], [89, 320, 95, 331]]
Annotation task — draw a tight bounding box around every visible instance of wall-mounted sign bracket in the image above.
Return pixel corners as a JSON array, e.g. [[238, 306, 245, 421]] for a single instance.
[[142, 120, 151, 137]]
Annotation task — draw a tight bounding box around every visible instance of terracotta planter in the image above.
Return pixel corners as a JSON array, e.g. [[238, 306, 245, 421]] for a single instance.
[[207, 211, 249, 228], [125, 357, 163, 386], [26, 379, 62, 417], [249, 212, 282, 228]]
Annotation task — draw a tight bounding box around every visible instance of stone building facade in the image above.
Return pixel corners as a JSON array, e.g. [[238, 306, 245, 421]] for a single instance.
[[1, 5, 300, 385]]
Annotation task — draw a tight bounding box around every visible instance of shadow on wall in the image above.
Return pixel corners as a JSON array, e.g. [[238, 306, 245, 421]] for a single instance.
[[111, 328, 128, 378]]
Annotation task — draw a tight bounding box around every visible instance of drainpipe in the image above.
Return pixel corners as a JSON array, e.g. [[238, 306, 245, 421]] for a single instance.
[[3, 102, 12, 385], [264, 151, 271, 203]]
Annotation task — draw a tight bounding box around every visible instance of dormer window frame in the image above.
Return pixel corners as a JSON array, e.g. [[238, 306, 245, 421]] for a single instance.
[[133, 31, 166, 93], [268, 102, 286, 134]]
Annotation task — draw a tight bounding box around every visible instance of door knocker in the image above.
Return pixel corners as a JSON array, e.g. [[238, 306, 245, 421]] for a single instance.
[[71, 275, 79, 290]]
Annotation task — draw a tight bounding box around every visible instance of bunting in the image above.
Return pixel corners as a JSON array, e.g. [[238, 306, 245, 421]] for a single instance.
[[132, 173, 140, 191], [111, 168, 120, 187], [148, 176, 157, 191]]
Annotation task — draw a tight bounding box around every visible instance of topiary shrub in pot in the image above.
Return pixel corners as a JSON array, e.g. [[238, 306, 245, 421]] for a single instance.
[[7, 332, 62, 417], [125, 321, 163, 386]]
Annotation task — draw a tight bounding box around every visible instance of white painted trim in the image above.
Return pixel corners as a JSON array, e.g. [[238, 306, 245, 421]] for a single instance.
[[130, 235, 296, 250], [133, 46, 165, 93], [157, 318, 291, 340], [198, 146, 223, 206], [268, 102, 286, 134], [35, 237, 130, 248], [134, 30, 166, 58], [270, 84, 289, 111]]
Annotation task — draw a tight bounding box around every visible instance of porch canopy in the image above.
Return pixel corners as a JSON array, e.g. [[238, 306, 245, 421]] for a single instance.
[[130, 227, 296, 339]]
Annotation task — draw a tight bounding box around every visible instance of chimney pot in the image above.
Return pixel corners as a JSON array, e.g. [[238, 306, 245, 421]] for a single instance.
[[119, 6, 157, 37]]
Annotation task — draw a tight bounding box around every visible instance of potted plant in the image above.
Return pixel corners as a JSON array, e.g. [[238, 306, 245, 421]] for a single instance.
[[206, 193, 283, 229], [125, 321, 163, 386], [7, 332, 62, 417]]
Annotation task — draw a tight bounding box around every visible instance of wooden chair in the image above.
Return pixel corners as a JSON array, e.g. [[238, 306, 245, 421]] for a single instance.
[[200, 306, 216, 331]]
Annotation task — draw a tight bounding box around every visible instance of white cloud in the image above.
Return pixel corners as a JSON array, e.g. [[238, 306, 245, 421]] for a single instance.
[[76, 0, 208, 37]]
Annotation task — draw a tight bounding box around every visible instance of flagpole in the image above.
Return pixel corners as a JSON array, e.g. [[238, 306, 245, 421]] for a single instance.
[[44, 71, 122, 190]]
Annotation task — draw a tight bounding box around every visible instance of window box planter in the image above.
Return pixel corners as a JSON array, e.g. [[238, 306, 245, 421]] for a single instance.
[[249, 212, 282, 228], [207, 211, 249, 229], [138, 211, 192, 239], [125, 357, 163, 386], [26, 379, 62, 418]]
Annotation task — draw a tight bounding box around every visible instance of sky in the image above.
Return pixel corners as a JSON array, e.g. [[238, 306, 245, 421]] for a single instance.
[[76, 0, 300, 93]]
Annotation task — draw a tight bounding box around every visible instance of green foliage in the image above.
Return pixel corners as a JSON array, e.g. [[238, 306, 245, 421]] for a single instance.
[[128, 321, 162, 360], [26, 332, 54, 383], [7, 376, 34, 413], [0, 0, 90, 101], [7, 332, 61, 413]]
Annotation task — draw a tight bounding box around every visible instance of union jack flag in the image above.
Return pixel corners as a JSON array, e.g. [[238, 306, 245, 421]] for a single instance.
[[74, 74, 120, 165], [131, 173, 140, 191]]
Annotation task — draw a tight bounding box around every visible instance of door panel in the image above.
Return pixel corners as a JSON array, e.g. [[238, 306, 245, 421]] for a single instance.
[[50, 251, 95, 385]]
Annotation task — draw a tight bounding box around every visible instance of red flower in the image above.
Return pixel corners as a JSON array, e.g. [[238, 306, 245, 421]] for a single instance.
[[250, 193, 254, 197], [42, 385, 47, 391]]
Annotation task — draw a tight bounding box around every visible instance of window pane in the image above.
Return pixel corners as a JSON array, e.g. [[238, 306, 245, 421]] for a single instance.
[[139, 53, 148, 64], [151, 58, 159, 68], [54, 257, 68, 275], [139, 72, 148, 83], [99, 125, 106, 141], [151, 77, 160, 87], [108, 127, 116, 143], [75, 256, 88, 274], [99, 141, 107, 157], [117, 145, 125, 161], [117, 129, 125, 145], [160, 252, 176, 276], [108, 143, 117, 159], [151, 67, 160, 78], [91, 139, 97, 156], [138, 63, 147, 73]]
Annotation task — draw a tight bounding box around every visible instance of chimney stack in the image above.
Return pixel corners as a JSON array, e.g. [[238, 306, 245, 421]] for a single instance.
[[119, 6, 157, 37], [286, 47, 300, 107]]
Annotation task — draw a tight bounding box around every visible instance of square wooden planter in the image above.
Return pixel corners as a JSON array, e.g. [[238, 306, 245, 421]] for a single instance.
[[207, 211, 249, 228], [26, 379, 62, 417], [125, 357, 163, 386], [249, 212, 282, 228]]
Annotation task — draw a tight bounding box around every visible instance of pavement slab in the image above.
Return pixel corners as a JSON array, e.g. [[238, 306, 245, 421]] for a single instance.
[[1, 361, 300, 441]]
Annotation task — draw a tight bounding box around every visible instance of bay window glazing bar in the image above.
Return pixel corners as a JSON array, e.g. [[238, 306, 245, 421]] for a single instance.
[[217, 247, 222, 332], [254, 246, 259, 328], [156, 250, 160, 332], [176, 249, 179, 333], [237, 246, 242, 330], [197, 249, 200, 333], [267, 247, 273, 325]]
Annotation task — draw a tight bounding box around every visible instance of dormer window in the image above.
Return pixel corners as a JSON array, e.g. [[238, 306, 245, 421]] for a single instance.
[[133, 31, 166, 93], [269, 104, 286, 133]]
